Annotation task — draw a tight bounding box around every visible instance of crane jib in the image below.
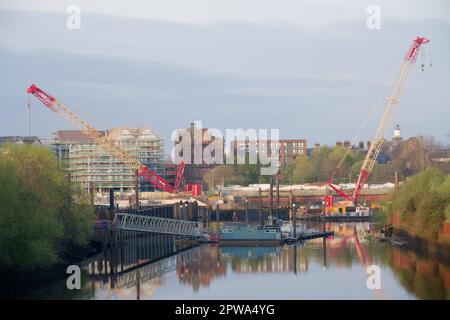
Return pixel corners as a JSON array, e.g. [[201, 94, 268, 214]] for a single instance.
[[27, 84, 180, 194], [351, 36, 429, 203], [323, 36, 430, 204]]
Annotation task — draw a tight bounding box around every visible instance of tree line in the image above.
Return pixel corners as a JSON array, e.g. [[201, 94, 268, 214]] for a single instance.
[[202, 136, 448, 191]]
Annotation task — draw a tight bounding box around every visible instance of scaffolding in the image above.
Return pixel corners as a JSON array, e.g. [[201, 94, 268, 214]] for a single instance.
[[68, 127, 165, 193]]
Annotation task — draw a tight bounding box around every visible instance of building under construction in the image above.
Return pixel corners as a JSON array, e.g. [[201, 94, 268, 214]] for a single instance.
[[53, 128, 165, 193]]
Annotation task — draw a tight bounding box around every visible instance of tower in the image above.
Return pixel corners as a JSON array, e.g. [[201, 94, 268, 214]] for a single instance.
[[392, 124, 403, 143]]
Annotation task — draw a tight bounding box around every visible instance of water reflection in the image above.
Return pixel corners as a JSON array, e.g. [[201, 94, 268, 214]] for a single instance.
[[30, 222, 450, 300]]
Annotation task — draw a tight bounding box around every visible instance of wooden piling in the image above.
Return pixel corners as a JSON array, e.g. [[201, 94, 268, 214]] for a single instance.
[[216, 202, 220, 231], [269, 177, 273, 223], [292, 202, 297, 239], [258, 188, 263, 226], [289, 189, 293, 221], [245, 198, 249, 225], [276, 178, 280, 219]]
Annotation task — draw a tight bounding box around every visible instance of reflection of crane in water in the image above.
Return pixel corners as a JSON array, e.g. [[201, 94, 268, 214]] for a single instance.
[[326, 226, 387, 299]]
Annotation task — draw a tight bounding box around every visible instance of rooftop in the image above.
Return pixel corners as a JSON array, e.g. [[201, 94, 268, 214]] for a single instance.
[[0, 136, 41, 145]]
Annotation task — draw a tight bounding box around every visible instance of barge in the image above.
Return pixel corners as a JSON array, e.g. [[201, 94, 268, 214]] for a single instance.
[[219, 223, 283, 246]]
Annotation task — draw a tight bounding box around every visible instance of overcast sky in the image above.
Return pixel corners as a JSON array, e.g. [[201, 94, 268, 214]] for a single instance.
[[0, 0, 449, 150], [2, 0, 449, 25]]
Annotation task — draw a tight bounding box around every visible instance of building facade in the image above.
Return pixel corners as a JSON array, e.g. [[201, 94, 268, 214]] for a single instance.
[[232, 139, 307, 168], [53, 128, 165, 193], [51, 130, 93, 168], [174, 122, 224, 189]]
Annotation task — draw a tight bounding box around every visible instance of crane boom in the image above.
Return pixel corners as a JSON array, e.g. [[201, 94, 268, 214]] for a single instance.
[[27, 84, 176, 193], [174, 160, 186, 191], [351, 36, 430, 203]]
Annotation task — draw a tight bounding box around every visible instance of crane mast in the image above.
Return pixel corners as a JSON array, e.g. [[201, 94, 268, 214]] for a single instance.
[[27, 84, 177, 193], [351, 36, 430, 203]]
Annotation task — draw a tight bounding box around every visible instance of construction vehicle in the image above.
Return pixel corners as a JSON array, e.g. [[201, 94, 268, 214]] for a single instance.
[[27, 84, 186, 193], [325, 36, 430, 217]]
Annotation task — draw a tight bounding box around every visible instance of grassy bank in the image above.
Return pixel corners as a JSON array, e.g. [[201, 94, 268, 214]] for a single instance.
[[384, 167, 450, 244]]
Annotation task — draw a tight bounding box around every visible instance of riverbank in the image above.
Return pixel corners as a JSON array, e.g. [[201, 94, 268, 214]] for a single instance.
[[384, 167, 450, 245], [0, 240, 101, 299]]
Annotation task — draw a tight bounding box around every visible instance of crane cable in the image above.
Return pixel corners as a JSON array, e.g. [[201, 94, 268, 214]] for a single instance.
[[27, 95, 32, 137], [331, 59, 404, 175]]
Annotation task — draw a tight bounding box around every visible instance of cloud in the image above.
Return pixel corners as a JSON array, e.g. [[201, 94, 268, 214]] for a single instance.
[[1, 0, 449, 25], [0, 10, 449, 150]]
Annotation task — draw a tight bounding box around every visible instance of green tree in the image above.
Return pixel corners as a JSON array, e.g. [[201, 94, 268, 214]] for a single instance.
[[292, 156, 315, 183], [0, 144, 94, 271], [290, 145, 363, 184], [203, 165, 244, 192]]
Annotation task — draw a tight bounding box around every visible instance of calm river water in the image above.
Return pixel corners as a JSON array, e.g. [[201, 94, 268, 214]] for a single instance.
[[29, 222, 449, 300]]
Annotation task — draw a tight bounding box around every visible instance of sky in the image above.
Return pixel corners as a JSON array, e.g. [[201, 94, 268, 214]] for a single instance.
[[0, 0, 449, 151]]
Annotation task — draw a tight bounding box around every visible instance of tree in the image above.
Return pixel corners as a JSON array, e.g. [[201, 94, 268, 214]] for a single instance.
[[203, 165, 244, 192], [292, 156, 315, 183], [290, 145, 363, 184], [0, 144, 94, 271]]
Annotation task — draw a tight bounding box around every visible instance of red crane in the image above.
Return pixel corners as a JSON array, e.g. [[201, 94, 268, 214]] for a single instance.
[[327, 36, 430, 204], [27, 84, 183, 193], [174, 160, 186, 192]]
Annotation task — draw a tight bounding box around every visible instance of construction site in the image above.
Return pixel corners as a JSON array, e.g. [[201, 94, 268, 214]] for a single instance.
[[5, 0, 450, 303], [23, 36, 434, 221]]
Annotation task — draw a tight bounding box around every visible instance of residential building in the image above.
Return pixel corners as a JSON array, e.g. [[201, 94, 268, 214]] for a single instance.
[[51, 130, 93, 168], [232, 139, 307, 168], [52, 128, 165, 193], [174, 122, 224, 188]]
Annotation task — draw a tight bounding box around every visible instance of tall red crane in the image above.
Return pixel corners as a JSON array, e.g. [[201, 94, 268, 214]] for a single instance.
[[327, 36, 430, 204], [174, 160, 186, 191], [27, 84, 182, 193]]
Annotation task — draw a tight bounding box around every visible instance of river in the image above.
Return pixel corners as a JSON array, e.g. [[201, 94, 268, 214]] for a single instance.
[[27, 221, 450, 300]]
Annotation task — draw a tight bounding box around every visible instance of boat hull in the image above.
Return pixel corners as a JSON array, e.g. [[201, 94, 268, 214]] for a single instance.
[[219, 223, 282, 245]]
